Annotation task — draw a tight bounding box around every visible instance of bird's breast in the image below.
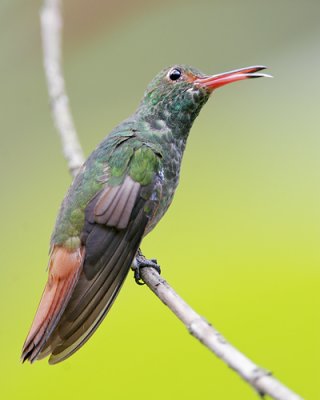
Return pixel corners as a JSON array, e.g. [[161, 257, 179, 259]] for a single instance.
[[145, 140, 184, 234]]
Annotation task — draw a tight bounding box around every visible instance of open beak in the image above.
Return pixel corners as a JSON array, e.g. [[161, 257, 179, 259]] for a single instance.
[[194, 66, 272, 92]]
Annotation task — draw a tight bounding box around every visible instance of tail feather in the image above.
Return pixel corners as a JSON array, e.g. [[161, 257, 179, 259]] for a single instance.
[[21, 246, 84, 363]]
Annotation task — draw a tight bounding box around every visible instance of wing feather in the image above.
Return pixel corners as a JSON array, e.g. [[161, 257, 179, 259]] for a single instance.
[[94, 176, 140, 229], [36, 178, 150, 363]]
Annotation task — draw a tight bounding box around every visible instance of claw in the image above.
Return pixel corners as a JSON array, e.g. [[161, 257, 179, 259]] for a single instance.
[[133, 268, 145, 285], [132, 250, 161, 285]]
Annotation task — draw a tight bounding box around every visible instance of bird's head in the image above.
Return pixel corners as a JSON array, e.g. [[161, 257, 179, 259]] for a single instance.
[[137, 64, 271, 135]]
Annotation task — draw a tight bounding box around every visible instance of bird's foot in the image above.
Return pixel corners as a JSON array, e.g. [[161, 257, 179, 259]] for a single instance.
[[132, 249, 161, 285]]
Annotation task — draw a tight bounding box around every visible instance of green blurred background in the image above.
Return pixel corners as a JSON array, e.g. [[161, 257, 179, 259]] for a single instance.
[[1, 0, 319, 398]]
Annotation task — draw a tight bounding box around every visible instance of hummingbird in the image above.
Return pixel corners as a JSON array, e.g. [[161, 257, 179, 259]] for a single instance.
[[22, 64, 270, 364]]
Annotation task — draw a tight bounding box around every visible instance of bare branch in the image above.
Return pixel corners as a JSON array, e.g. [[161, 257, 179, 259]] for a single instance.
[[41, 0, 85, 177], [141, 268, 303, 400], [40, 1, 304, 399]]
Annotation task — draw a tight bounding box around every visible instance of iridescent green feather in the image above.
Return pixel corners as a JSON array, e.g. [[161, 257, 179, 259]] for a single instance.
[[51, 128, 160, 247]]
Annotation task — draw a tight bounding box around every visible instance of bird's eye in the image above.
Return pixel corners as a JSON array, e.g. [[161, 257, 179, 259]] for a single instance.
[[168, 68, 182, 81]]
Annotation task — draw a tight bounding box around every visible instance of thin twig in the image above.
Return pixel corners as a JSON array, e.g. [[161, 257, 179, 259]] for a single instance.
[[41, 0, 84, 176], [40, 1, 304, 399]]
